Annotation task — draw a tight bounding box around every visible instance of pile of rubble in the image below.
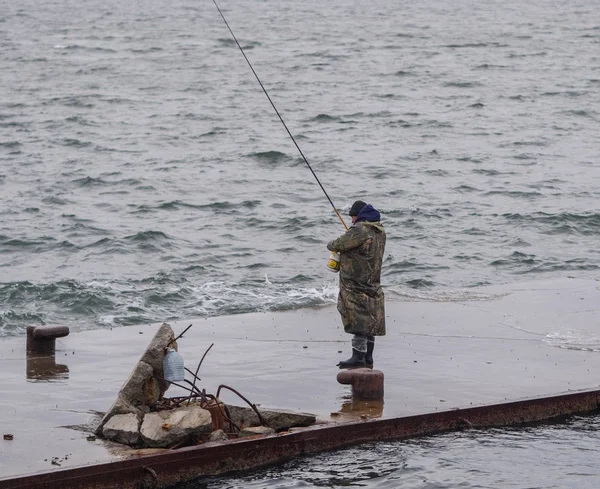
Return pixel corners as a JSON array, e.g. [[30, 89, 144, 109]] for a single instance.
[[95, 323, 316, 449]]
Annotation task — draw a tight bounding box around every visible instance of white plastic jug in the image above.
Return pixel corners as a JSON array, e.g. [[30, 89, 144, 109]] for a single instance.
[[163, 348, 185, 382]]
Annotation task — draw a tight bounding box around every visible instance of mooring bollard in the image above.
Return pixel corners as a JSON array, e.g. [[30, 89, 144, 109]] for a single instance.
[[337, 368, 384, 400], [26, 325, 70, 354]]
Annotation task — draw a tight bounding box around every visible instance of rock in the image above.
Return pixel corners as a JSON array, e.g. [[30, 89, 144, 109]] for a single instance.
[[207, 429, 229, 443], [238, 426, 276, 438], [140, 405, 212, 448], [227, 405, 316, 431], [95, 395, 145, 436], [119, 361, 159, 406], [139, 323, 177, 373], [102, 413, 142, 446], [96, 323, 176, 435]]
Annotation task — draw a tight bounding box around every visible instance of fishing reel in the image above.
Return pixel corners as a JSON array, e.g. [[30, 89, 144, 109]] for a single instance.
[[327, 252, 340, 273]]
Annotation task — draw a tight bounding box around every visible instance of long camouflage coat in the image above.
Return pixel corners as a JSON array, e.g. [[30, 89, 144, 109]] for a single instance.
[[327, 221, 386, 336]]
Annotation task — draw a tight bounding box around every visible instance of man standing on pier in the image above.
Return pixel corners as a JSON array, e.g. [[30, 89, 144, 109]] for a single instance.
[[327, 200, 386, 368]]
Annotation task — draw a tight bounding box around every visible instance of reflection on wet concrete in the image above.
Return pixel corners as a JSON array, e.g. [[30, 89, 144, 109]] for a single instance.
[[26, 353, 69, 381], [333, 397, 384, 422]]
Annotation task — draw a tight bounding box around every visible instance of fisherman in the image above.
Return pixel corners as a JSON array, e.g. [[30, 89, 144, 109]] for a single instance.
[[327, 200, 386, 368]]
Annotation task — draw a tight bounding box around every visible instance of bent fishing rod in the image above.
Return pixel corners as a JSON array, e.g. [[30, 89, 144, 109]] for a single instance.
[[211, 0, 349, 231]]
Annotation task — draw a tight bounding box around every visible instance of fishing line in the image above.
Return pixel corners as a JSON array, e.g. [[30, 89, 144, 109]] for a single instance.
[[211, 0, 349, 231]]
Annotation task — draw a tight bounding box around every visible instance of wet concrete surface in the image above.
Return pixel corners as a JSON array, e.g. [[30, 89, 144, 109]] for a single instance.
[[0, 278, 599, 478]]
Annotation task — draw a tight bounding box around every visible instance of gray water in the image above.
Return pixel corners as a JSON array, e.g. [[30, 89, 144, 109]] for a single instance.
[[1, 0, 598, 335], [183, 416, 600, 489]]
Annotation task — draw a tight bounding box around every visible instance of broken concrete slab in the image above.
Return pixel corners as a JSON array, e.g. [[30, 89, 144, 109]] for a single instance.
[[95, 323, 176, 435], [207, 429, 229, 443], [102, 414, 141, 447], [140, 405, 212, 448], [227, 405, 316, 432]]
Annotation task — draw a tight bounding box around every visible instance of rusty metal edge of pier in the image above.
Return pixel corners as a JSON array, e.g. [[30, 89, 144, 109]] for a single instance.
[[2, 388, 599, 489]]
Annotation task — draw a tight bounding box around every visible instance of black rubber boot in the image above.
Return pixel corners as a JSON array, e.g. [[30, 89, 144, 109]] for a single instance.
[[337, 348, 366, 369], [365, 340, 374, 368]]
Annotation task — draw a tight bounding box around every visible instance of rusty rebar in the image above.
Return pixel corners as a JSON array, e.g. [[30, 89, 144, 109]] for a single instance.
[[166, 324, 193, 348], [190, 343, 214, 396], [216, 384, 270, 428], [156, 375, 199, 398]]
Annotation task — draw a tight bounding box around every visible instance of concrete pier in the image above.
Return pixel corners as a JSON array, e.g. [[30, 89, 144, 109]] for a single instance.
[[0, 278, 599, 480]]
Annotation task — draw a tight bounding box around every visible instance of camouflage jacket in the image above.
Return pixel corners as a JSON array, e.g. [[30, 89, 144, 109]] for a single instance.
[[327, 221, 386, 336]]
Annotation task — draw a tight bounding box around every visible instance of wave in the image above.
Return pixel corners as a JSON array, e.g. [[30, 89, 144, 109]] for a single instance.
[[125, 230, 172, 242], [1, 237, 54, 248], [544, 331, 600, 352], [386, 119, 412, 128], [152, 200, 263, 213], [72, 176, 107, 187], [53, 44, 116, 53], [443, 42, 507, 48], [248, 151, 292, 165], [311, 114, 341, 123], [442, 81, 483, 88], [46, 96, 96, 108], [490, 252, 599, 274], [475, 63, 508, 69], [424, 169, 449, 177], [128, 47, 163, 54], [216, 38, 260, 50], [541, 91, 587, 98], [0, 141, 21, 148], [453, 185, 478, 193], [390, 287, 506, 302], [64, 116, 99, 126], [0, 280, 116, 335], [0, 276, 338, 337], [560, 109, 597, 120], [508, 51, 547, 58], [484, 190, 542, 199], [502, 212, 600, 236], [383, 259, 449, 277], [405, 278, 435, 288], [61, 138, 92, 148]]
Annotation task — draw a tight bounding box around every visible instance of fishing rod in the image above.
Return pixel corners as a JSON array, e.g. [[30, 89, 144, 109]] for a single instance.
[[211, 0, 349, 232]]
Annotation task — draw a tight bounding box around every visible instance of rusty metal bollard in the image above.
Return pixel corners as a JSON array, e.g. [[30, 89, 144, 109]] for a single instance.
[[337, 368, 384, 400], [26, 325, 70, 354]]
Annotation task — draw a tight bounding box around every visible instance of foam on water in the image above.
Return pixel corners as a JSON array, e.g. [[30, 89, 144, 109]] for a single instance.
[[0, 275, 339, 336], [544, 331, 600, 352]]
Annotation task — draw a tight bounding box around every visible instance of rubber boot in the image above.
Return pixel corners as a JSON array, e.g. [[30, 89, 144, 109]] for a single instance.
[[337, 348, 366, 369], [365, 341, 374, 368]]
